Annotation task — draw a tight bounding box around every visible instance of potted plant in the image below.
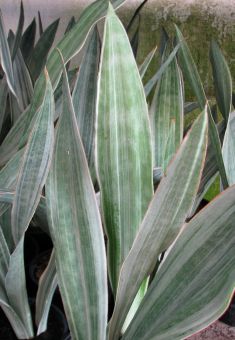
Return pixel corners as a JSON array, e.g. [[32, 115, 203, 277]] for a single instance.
[[0, 0, 234, 339]]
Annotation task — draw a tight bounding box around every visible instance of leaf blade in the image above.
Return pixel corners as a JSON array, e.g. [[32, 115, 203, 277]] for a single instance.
[[96, 4, 153, 293], [109, 109, 208, 340]]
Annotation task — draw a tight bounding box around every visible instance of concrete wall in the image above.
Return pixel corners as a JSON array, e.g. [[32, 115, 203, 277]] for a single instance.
[[0, 0, 234, 95]]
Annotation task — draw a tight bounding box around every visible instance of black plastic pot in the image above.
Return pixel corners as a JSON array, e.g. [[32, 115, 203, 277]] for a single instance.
[[220, 294, 235, 327], [0, 301, 68, 340]]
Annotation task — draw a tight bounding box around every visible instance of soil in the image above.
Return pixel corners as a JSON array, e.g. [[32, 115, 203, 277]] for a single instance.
[[186, 321, 235, 340]]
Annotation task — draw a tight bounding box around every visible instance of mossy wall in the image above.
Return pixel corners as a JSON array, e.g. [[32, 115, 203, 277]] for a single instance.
[[117, 0, 235, 97]]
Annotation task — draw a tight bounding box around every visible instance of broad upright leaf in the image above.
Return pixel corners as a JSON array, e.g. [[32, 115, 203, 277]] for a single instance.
[[11, 71, 54, 244], [46, 53, 107, 340], [96, 4, 153, 293], [72, 26, 100, 181], [28, 19, 60, 82], [5, 237, 34, 338], [175, 25, 228, 189], [150, 47, 184, 170], [0, 10, 16, 96], [123, 185, 235, 340], [210, 40, 232, 121], [222, 111, 235, 186], [109, 110, 208, 340]]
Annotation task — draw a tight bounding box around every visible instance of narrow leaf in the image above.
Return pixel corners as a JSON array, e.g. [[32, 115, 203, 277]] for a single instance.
[[222, 111, 235, 185], [46, 51, 107, 340], [12, 1, 24, 61], [28, 19, 60, 82], [36, 250, 57, 335], [144, 43, 180, 97], [13, 48, 34, 111], [0, 10, 16, 96], [175, 25, 229, 189], [210, 40, 232, 121], [0, 77, 8, 133], [96, 4, 153, 293], [139, 45, 157, 79], [72, 26, 100, 182], [123, 185, 235, 340], [11, 71, 54, 243], [0, 225, 10, 283], [150, 48, 184, 169], [109, 110, 208, 340], [20, 18, 36, 64], [38, 11, 43, 36], [0, 148, 24, 216], [5, 237, 34, 337]]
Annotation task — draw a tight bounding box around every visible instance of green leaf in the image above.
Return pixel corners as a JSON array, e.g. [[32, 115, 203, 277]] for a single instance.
[[20, 18, 36, 64], [28, 19, 60, 82], [150, 48, 184, 170], [0, 10, 16, 96], [0, 148, 24, 216], [13, 48, 34, 111], [11, 71, 54, 244], [0, 208, 15, 253], [46, 51, 107, 340], [5, 237, 34, 337], [72, 26, 100, 181], [123, 185, 235, 340], [0, 77, 8, 134], [96, 4, 153, 293], [162, 119, 176, 171], [222, 111, 235, 186], [175, 25, 229, 189], [1, 0, 127, 165], [139, 45, 157, 79], [144, 43, 180, 97], [38, 11, 44, 36], [0, 225, 10, 283], [109, 109, 208, 340], [189, 120, 226, 216], [0, 107, 32, 167], [210, 40, 232, 121], [36, 249, 57, 335], [12, 1, 24, 61]]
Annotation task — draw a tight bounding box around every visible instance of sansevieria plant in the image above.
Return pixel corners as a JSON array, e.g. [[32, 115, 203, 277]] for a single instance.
[[0, 1, 234, 339]]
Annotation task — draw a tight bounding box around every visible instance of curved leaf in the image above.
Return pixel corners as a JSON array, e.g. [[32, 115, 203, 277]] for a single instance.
[[11, 71, 54, 244], [123, 185, 235, 340]]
